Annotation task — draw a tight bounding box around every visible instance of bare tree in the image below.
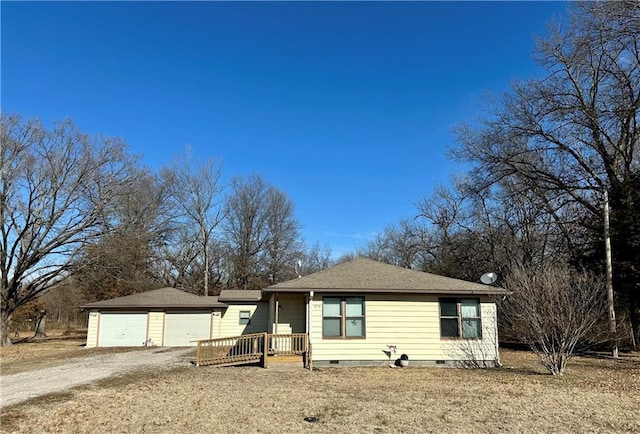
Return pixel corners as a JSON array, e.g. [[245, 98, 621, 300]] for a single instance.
[[415, 185, 506, 281], [157, 227, 228, 295], [334, 252, 358, 264], [223, 174, 302, 289], [298, 243, 333, 276], [0, 114, 136, 346], [223, 175, 270, 289], [163, 149, 224, 296], [503, 264, 607, 375], [155, 226, 202, 289], [11, 297, 47, 337], [74, 228, 160, 303], [262, 187, 303, 284], [41, 278, 88, 331], [454, 1, 640, 217], [452, 1, 640, 340], [359, 218, 433, 270], [74, 168, 169, 302]]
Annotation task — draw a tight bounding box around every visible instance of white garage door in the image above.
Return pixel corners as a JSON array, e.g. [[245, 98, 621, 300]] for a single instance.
[[98, 313, 148, 347], [164, 313, 212, 346]]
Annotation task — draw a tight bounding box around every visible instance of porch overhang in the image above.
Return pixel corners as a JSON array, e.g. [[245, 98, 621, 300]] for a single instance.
[[218, 289, 264, 302]]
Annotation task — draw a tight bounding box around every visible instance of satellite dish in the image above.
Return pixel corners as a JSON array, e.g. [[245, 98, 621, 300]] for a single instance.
[[480, 272, 498, 285]]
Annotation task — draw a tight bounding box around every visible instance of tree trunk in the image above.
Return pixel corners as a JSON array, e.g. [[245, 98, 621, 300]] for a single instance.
[[34, 312, 47, 338], [631, 298, 639, 350], [1, 310, 14, 347]]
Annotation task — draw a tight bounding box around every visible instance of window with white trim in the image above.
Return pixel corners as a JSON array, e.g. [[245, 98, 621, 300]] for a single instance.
[[239, 310, 251, 325], [322, 296, 365, 338], [439, 298, 482, 339]]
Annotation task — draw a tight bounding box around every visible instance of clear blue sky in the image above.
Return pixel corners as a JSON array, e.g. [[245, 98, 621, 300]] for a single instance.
[[2, 1, 568, 258]]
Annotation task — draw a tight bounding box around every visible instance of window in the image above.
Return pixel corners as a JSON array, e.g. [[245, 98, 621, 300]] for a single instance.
[[322, 297, 365, 338], [239, 310, 251, 325], [439, 298, 482, 339]]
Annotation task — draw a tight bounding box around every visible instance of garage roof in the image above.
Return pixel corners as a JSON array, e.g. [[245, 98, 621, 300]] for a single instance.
[[264, 258, 507, 295], [81, 287, 228, 310]]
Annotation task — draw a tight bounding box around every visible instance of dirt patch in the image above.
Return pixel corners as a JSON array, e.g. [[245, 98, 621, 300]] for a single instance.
[[2, 349, 638, 433]]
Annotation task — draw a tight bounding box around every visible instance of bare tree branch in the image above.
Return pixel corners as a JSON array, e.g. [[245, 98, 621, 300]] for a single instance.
[[0, 114, 137, 346]]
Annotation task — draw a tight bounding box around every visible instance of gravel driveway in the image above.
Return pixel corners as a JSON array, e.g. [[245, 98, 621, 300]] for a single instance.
[[0, 347, 194, 407]]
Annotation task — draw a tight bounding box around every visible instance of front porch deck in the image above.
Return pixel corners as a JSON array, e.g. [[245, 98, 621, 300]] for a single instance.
[[196, 333, 311, 369]]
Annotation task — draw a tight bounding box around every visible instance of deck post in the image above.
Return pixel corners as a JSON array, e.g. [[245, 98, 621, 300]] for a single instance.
[[196, 341, 201, 367], [261, 332, 269, 368], [307, 291, 313, 370], [274, 296, 279, 336]]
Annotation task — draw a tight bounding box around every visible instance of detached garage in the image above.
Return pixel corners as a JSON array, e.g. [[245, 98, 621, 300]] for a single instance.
[[83, 288, 227, 348]]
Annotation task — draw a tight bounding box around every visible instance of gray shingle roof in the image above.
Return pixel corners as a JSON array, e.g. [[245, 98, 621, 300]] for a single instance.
[[218, 289, 263, 302], [264, 258, 506, 295], [81, 287, 228, 310]]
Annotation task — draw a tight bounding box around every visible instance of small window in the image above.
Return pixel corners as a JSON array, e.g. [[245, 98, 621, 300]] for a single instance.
[[439, 298, 482, 339], [322, 296, 365, 338], [239, 310, 251, 325]]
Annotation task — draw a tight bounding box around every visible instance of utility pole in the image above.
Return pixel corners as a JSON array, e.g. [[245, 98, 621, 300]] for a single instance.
[[604, 190, 618, 359]]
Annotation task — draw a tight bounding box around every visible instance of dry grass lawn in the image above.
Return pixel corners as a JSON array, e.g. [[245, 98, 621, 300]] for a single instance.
[[0, 331, 150, 376], [1, 336, 639, 433]]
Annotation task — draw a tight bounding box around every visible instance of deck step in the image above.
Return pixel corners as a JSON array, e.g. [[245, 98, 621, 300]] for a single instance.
[[266, 355, 305, 369]]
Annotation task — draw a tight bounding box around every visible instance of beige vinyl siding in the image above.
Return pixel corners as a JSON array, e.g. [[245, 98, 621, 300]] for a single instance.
[[211, 310, 222, 339], [219, 302, 269, 337], [448, 302, 498, 361], [147, 312, 164, 346], [86, 312, 99, 348], [310, 294, 498, 363]]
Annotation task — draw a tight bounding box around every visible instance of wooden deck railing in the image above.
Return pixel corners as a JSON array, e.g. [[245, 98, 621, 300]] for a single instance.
[[196, 333, 309, 368], [196, 333, 267, 367], [268, 333, 308, 356]]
